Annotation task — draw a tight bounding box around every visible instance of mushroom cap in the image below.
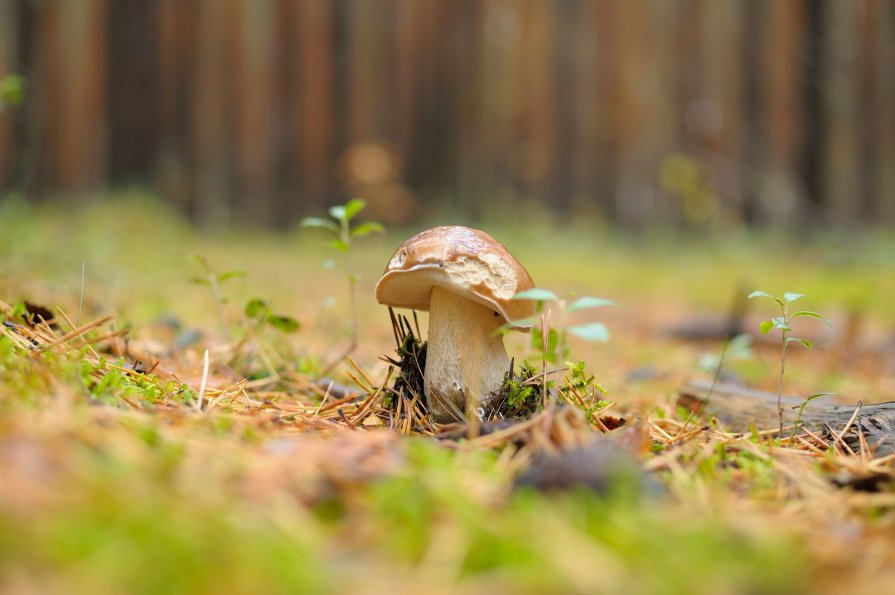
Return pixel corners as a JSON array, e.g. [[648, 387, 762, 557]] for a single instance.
[[374, 225, 536, 326]]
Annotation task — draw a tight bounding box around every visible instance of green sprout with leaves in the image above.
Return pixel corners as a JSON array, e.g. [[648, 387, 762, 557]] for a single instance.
[[510, 288, 612, 362], [301, 199, 384, 373], [189, 254, 246, 335], [747, 290, 832, 435], [244, 298, 300, 334], [189, 255, 300, 378], [506, 288, 613, 407]]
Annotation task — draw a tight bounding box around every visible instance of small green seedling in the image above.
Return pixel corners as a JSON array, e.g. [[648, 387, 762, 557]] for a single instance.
[[244, 298, 300, 334], [301, 199, 384, 373], [242, 298, 301, 380], [190, 254, 246, 335], [747, 290, 832, 435], [506, 288, 613, 406], [509, 289, 613, 362]]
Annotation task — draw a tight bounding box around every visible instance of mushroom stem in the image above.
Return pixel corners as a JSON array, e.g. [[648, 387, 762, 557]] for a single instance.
[[424, 286, 510, 422]]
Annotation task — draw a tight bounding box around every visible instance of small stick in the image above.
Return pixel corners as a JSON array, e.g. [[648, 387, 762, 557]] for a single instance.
[[858, 428, 870, 461], [388, 307, 402, 347], [37, 315, 114, 352], [839, 401, 863, 441], [196, 349, 210, 412], [56, 308, 102, 361], [314, 381, 334, 417], [318, 392, 362, 415], [346, 355, 376, 391], [345, 371, 373, 395], [824, 423, 856, 456], [392, 392, 404, 431], [77, 262, 86, 327], [412, 310, 421, 339], [351, 368, 392, 423], [793, 434, 826, 455], [338, 408, 357, 430], [800, 426, 832, 450]]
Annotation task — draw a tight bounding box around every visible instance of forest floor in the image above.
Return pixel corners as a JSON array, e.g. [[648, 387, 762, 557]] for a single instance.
[[2, 196, 895, 595]]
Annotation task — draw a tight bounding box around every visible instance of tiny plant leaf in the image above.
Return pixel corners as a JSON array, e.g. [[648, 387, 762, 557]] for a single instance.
[[792, 311, 832, 326], [190, 254, 211, 272], [786, 337, 813, 349], [245, 298, 268, 319], [350, 221, 385, 238], [327, 238, 350, 252], [567, 322, 610, 342], [301, 217, 339, 232], [796, 392, 836, 406], [772, 317, 791, 332], [328, 205, 346, 221], [342, 198, 366, 221], [503, 316, 538, 330], [783, 292, 804, 303], [759, 320, 774, 334], [567, 296, 615, 312], [267, 315, 300, 333], [218, 270, 246, 283], [513, 288, 559, 302], [748, 290, 784, 307]]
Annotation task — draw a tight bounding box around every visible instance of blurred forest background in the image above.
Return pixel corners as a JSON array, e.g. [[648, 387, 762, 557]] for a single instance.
[[0, 0, 893, 230]]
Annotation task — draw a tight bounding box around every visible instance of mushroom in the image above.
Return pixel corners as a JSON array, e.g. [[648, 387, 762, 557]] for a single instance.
[[375, 226, 536, 422]]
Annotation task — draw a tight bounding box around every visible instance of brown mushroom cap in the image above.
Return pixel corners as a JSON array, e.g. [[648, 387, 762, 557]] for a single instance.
[[374, 226, 536, 326]]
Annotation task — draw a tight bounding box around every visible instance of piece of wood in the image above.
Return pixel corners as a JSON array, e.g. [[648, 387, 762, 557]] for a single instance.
[[679, 379, 895, 456]]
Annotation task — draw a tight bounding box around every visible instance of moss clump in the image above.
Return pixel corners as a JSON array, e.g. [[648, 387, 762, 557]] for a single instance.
[[487, 361, 542, 420]]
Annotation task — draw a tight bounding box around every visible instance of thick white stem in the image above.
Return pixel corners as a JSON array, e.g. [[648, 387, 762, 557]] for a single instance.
[[424, 286, 510, 422]]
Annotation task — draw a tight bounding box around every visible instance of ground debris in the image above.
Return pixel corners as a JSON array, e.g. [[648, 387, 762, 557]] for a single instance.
[[515, 438, 661, 496]]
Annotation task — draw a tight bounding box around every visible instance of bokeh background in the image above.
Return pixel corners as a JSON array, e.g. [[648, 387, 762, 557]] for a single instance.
[[0, 0, 893, 230]]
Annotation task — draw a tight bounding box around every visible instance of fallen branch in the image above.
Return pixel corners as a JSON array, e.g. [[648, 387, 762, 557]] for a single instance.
[[679, 379, 895, 457]]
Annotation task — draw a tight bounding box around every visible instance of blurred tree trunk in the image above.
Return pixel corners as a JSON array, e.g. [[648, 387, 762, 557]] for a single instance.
[[740, 0, 764, 226], [761, 0, 804, 226], [108, 0, 160, 187], [345, 0, 381, 143], [857, 0, 883, 223], [824, 1, 860, 226], [564, 0, 600, 219], [877, 2, 895, 224], [699, 1, 745, 224], [31, 0, 108, 197], [158, 0, 197, 213], [190, 0, 231, 227], [231, 0, 276, 226], [518, 0, 557, 213], [0, 0, 18, 188], [295, 0, 335, 213], [800, 0, 828, 223], [454, 0, 485, 218], [606, 1, 676, 229], [551, 0, 576, 216]]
